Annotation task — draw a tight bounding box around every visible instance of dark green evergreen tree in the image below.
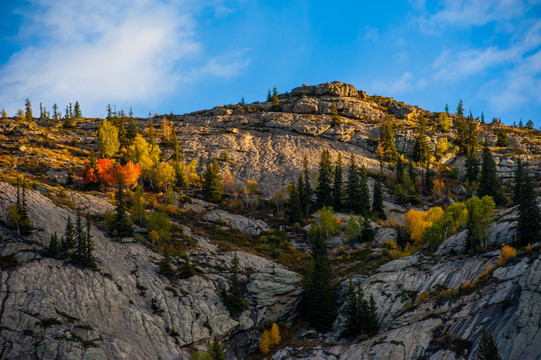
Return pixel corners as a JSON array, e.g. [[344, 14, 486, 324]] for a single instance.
[[526, 120, 534, 129], [513, 158, 524, 204], [305, 228, 336, 332], [361, 217, 375, 243], [423, 162, 433, 196], [332, 153, 344, 211], [158, 251, 176, 278], [341, 280, 361, 337], [66, 168, 74, 186], [53, 104, 59, 120], [126, 117, 138, 144], [331, 101, 341, 126], [19, 178, 32, 235], [302, 156, 312, 217], [75, 211, 85, 264], [288, 177, 303, 223], [366, 294, 379, 335], [479, 145, 505, 205], [271, 87, 281, 111], [106, 104, 113, 119], [395, 157, 404, 185], [465, 153, 480, 183], [178, 253, 196, 279], [413, 116, 430, 164], [496, 128, 510, 147], [346, 155, 362, 213], [47, 233, 59, 258], [380, 116, 398, 163], [315, 150, 333, 209], [517, 167, 541, 245], [359, 165, 370, 218], [209, 337, 226, 360], [74, 101, 82, 118], [477, 329, 501, 360], [25, 98, 33, 121], [111, 176, 134, 238], [372, 180, 386, 220], [62, 216, 76, 250], [202, 159, 224, 203], [221, 253, 248, 318], [84, 214, 96, 269]]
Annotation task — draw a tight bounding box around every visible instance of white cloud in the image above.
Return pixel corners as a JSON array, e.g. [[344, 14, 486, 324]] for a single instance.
[[0, 0, 249, 116], [372, 71, 428, 95], [418, 0, 526, 31]]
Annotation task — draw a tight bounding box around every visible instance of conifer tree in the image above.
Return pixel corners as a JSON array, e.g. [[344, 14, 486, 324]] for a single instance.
[[302, 156, 312, 217], [465, 153, 480, 183], [315, 150, 333, 209], [221, 253, 247, 318], [178, 253, 196, 279], [478, 145, 505, 205], [395, 156, 404, 185], [305, 228, 336, 332], [332, 153, 344, 211], [148, 115, 156, 146], [287, 178, 303, 223], [361, 217, 375, 243], [203, 159, 224, 203], [75, 211, 85, 264], [380, 116, 398, 163], [271, 87, 280, 110], [62, 216, 76, 250], [111, 175, 134, 238], [423, 162, 433, 196], [209, 337, 226, 360], [359, 165, 371, 218], [342, 280, 361, 337], [346, 155, 361, 213], [19, 177, 31, 235], [106, 104, 113, 119], [25, 98, 33, 122], [74, 101, 82, 118], [477, 329, 501, 360], [513, 158, 524, 204], [158, 251, 175, 277], [1, 108, 7, 120], [372, 180, 386, 220], [126, 117, 138, 144], [331, 102, 341, 126], [517, 166, 541, 245], [47, 233, 59, 258], [413, 115, 430, 164], [52, 104, 59, 120], [84, 214, 96, 268]]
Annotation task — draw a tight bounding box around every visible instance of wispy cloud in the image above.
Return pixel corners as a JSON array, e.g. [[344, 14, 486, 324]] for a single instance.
[[0, 0, 249, 116]]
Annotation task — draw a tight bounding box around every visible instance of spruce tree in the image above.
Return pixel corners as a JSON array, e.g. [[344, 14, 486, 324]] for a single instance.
[[221, 253, 247, 318], [477, 329, 501, 360], [513, 158, 524, 204], [479, 145, 505, 205], [361, 217, 375, 243], [209, 338, 226, 360], [413, 115, 430, 164], [517, 167, 541, 245], [178, 253, 196, 279], [380, 116, 398, 163], [305, 228, 336, 332], [19, 178, 31, 235], [346, 155, 361, 213], [332, 153, 344, 211], [25, 98, 33, 121], [423, 162, 433, 196], [359, 165, 370, 218], [315, 150, 333, 209], [372, 180, 386, 220], [465, 153, 480, 183], [288, 178, 303, 223], [75, 211, 85, 264], [62, 216, 76, 250], [112, 176, 134, 238], [84, 214, 96, 269], [47, 233, 59, 258], [342, 280, 360, 337], [302, 156, 312, 217], [158, 251, 176, 277], [126, 117, 138, 144], [271, 87, 280, 110], [366, 294, 379, 335], [74, 101, 82, 118], [202, 159, 224, 203]]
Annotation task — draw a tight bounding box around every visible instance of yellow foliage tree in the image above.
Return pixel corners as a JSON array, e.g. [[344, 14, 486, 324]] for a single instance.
[[259, 330, 271, 355], [270, 323, 281, 346], [406, 207, 443, 245], [126, 134, 161, 182], [223, 169, 235, 194], [432, 178, 446, 198], [497, 244, 516, 266], [155, 162, 176, 191], [98, 118, 120, 157]]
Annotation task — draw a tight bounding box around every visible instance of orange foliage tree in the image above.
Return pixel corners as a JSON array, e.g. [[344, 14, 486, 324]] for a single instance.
[[95, 158, 141, 187]]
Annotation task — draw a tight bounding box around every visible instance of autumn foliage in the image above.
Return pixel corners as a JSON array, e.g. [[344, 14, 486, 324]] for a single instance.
[[83, 158, 141, 187], [497, 244, 517, 266]]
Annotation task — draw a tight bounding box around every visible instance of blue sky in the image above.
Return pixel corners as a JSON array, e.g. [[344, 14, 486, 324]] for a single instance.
[[0, 0, 540, 126]]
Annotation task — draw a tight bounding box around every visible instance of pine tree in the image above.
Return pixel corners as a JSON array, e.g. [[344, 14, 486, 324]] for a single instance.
[[25, 98, 33, 121], [209, 337, 226, 360], [395, 156, 404, 185], [478, 145, 505, 205], [178, 253, 196, 279], [517, 166, 541, 245], [19, 178, 31, 235], [271, 87, 280, 110], [526, 120, 534, 129], [331, 102, 341, 126], [148, 116, 156, 146], [380, 116, 398, 163], [413, 115, 430, 164], [481, 112, 485, 124], [496, 127, 510, 147], [126, 117, 138, 144], [203, 159, 224, 203], [302, 156, 312, 217], [465, 153, 480, 183], [305, 228, 336, 332], [359, 165, 370, 218], [316, 150, 333, 209], [423, 162, 433, 196], [361, 217, 375, 243], [345, 155, 361, 213], [342, 280, 360, 337], [366, 294, 379, 335], [1, 108, 7, 121], [111, 176, 134, 238], [221, 253, 247, 318], [372, 180, 386, 220], [74, 101, 82, 118], [52, 104, 59, 120], [75, 211, 86, 265], [513, 158, 524, 204], [288, 178, 303, 223], [84, 214, 96, 269], [62, 216, 76, 250], [477, 329, 501, 360], [332, 153, 344, 211], [106, 104, 113, 119], [47, 233, 59, 258], [158, 251, 176, 277]]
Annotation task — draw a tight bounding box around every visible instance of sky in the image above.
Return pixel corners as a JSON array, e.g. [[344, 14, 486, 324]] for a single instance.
[[0, 0, 540, 126]]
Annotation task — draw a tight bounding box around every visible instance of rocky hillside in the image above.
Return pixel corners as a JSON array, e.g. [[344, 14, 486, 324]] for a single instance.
[[1, 81, 541, 360]]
